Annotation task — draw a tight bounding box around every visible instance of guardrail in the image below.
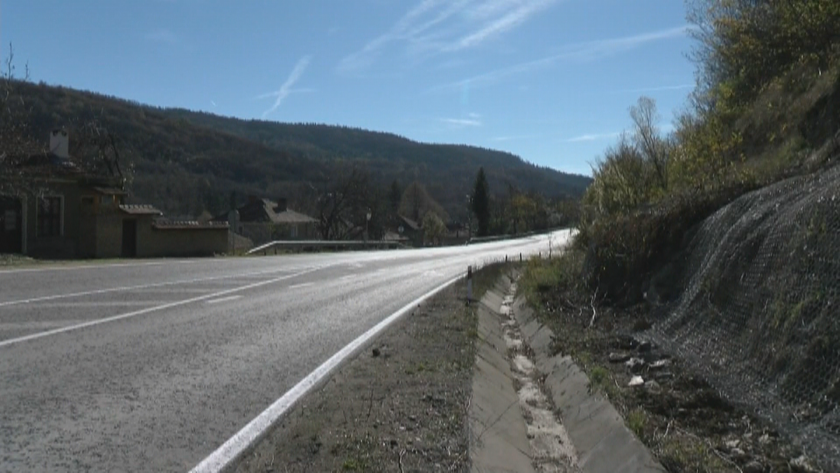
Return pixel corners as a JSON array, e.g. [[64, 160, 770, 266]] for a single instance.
[[467, 227, 568, 245], [247, 240, 406, 255]]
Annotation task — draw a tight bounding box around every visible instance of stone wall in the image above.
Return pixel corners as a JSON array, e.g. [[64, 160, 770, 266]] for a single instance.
[[137, 224, 228, 257]]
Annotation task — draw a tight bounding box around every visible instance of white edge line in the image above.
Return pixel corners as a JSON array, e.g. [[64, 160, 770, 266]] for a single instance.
[[288, 283, 314, 289], [206, 295, 243, 305], [189, 275, 463, 473], [0, 269, 317, 350]]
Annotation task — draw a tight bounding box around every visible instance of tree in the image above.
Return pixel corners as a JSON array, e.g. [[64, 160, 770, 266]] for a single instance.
[[388, 180, 401, 215], [422, 211, 446, 246], [630, 97, 669, 192], [315, 166, 376, 240], [1, 44, 129, 198], [472, 167, 490, 237], [0, 44, 43, 196], [399, 181, 448, 223], [510, 192, 538, 234]]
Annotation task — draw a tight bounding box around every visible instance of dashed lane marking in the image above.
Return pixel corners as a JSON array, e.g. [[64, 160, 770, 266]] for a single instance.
[[0, 268, 318, 349], [0, 267, 309, 308]]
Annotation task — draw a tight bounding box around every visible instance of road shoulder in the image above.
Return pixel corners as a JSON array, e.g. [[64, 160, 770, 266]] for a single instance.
[[232, 267, 506, 473]]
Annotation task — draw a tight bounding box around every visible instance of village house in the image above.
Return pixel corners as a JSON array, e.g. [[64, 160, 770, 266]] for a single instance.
[[394, 214, 423, 247], [0, 130, 228, 258], [215, 197, 318, 246]]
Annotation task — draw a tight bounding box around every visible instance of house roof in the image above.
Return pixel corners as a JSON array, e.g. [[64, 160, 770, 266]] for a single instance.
[[119, 204, 162, 216], [271, 208, 319, 224], [397, 214, 421, 231], [93, 186, 127, 196], [218, 198, 317, 225], [5, 152, 126, 189], [153, 220, 228, 230]]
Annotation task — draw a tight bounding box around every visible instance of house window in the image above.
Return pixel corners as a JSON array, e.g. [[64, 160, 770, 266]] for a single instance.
[[37, 196, 63, 237]]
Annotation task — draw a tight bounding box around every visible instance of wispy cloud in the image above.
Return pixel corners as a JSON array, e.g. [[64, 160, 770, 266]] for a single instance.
[[441, 117, 483, 127], [259, 56, 312, 118], [447, 0, 556, 51], [430, 26, 691, 92], [210, 100, 217, 108], [565, 132, 620, 143], [338, 0, 561, 73], [254, 87, 316, 100], [145, 29, 180, 44], [611, 83, 694, 94], [492, 134, 537, 142]]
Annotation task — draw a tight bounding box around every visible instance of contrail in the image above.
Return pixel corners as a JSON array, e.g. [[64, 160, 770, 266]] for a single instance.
[[262, 55, 312, 118]]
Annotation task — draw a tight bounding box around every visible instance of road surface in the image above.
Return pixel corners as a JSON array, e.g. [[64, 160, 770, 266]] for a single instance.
[[0, 231, 569, 472]]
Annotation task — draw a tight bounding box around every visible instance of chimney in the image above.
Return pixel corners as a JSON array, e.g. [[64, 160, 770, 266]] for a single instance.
[[50, 129, 69, 158], [275, 198, 288, 212]]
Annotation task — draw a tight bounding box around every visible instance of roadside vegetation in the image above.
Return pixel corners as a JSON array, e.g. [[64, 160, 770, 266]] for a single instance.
[[522, 1, 840, 471], [577, 0, 840, 304]]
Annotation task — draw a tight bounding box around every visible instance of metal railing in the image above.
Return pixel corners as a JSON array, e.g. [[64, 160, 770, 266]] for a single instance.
[[247, 240, 406, 255]]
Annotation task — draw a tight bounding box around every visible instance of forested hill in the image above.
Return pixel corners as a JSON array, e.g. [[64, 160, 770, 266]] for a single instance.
[[14, 81, 591, 218]]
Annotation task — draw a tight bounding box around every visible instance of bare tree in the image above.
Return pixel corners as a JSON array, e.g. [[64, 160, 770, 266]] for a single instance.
[[70, 119, 130, 185], [0, 44, 43, 196], [1, 44, 130, 197], [630, 96, 669, 191], [315, 166, 376, 240], [399, 181, 448, 223]]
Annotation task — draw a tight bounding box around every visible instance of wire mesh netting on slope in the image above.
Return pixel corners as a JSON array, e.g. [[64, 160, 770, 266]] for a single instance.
[[647, 163, 840, 470]]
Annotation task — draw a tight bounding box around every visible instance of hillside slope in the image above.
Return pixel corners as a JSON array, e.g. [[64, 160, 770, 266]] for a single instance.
[[13, 81, 590, 217], [159, 109, 592, 214]]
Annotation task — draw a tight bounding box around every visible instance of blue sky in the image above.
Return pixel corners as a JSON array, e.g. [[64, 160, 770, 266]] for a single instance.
[[2, 0, 695, 176]]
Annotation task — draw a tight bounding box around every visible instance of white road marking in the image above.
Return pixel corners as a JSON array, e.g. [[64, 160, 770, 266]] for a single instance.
[[0, 267, 309, 308], [0, 301, 173, 308], [130, 288, 219, 294], [287, 283, 313, 289], [0, 268, 318, 349], [0, 259, 199, 274], [205, 295, 243, 305], [189, 276, 462, 473]]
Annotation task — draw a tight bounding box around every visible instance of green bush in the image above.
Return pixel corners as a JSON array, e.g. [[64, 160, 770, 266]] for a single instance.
[[520, 250, 584, 302]]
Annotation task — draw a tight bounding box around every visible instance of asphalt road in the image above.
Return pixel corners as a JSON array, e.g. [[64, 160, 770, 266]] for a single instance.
[[0, 231, 570, 472]]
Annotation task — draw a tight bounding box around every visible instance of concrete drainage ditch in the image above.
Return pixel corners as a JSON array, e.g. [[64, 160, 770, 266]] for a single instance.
[[501, 284, 581, 473], [469, 272, 665, 473]]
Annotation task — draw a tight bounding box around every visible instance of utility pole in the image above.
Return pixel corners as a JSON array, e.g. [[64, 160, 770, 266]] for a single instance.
[[364, 208, 371, 247], [466, 194, 472, 241]]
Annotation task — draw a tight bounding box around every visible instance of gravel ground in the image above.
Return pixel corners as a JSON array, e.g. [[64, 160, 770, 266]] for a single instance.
[[233, 265, 507, 473], [529, 284, 819, 473]]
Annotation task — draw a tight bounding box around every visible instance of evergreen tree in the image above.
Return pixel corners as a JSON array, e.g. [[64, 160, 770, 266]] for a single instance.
[[472, 167, 490, 237], [388, 180, 401, 214]]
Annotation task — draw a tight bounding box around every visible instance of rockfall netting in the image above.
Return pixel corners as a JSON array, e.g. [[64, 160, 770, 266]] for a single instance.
[[648, 163, 840, 470]]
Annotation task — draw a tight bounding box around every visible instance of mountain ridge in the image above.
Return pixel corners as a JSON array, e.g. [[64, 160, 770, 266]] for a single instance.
[[12, 80, 592, 219]]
